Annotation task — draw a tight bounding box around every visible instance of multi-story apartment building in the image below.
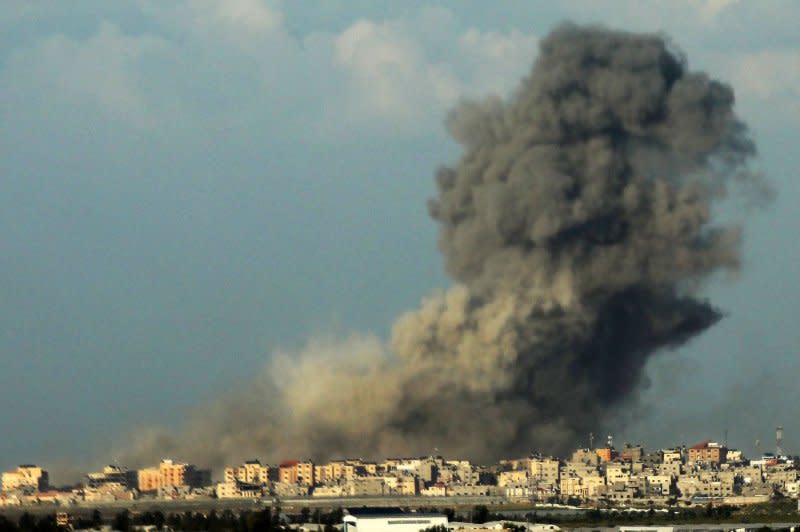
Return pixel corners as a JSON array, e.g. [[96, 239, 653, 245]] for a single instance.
[[561, 474, 606, 499], [658, 462, 682, 477], [224, 460, 269, 485], [215, 481, 262, 499], [621, 444, 644, 462], [645, 474, 672, 495], [278, 460, 314, 487], [383, 474, 418, 496], [1, 465, 49, 493], [137, 459, 209, 492], [528, 456, 560, 485], [595, 447, 615, 463], [571, 448, 600, 465], [497, 469, 527, 487], [662, 448, 683, 464], [606, 463, 631, 484], [137, 467, 161, 492], [765, 466, 797, 488], [687, 441, 726, 465], [86, 465, 137, 491]]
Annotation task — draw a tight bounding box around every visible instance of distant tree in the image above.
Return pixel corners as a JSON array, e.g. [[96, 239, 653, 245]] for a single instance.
[[420, 526, 448, 532], [152, 511, 165, 531], [112, 510, 130, 532], [317, 507, 343, 526], [666, 496, 678, 506], [18, 513, 36, 532], [471, 505, 489, 524], [249, 508, 272, 532], [166, 513, 182, 530], [300, 507, 311, 524], [91, 510, 103, 529], [35, 514, 59, 532], [0, 515, 19, 532]]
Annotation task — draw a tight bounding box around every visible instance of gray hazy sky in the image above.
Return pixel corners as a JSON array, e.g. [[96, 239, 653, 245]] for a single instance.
[[1, 1, 799, 478]]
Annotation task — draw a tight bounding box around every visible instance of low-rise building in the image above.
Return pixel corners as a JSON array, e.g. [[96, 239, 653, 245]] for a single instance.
[[343, 508, 447, 532], [347, 476, 387, 497], [645, 474, 672, 495], [2, 465, 49, 493], [420, 483, 446, 497], [448, 483, 491, 497], [215, 481, 262, 499], [497, 470, 527, 487], [662, 449, 683, 464], [383, 474, 418, 496]]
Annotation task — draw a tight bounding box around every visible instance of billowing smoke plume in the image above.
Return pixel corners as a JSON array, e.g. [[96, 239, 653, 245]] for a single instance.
[[118, 24, 764, 469]]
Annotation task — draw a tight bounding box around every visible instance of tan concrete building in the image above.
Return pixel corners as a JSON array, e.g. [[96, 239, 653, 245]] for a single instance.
[[278, 460, 314, 487], [224, 460, 269, 485], [528, 457, 560, 484], [497, 469, 527, 487], [314, 463, 334, 485], [216, 481, 262, 499], [571, 449, 600, 465], [313, 458, 372, 484], [595, 447, 615, 463], [420, 483, 446, 497], [2, 465, 49, 493], [658, 462, 681, 477], [606, 463, 631, 484], [687, 441, 726, 464], [662, 448, 683, 464], [396, 475, 419, 496], [621, 444, 644, 462], [137, 459, 209, 492], [645, 474, 672, 495], [137, 467, 160, 492], [560, 474, 605, 499], [346, 476, 387, 497]]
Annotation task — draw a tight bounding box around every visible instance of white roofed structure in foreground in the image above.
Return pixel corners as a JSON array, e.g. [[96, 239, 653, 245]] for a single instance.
[[343, 508, 447, 532], [449, 523, 560, 532]]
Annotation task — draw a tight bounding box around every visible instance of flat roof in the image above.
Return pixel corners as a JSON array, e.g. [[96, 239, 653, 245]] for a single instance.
[[346, 508, 444, 519]]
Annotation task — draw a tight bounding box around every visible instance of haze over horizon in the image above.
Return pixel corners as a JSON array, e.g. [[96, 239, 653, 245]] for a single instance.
[[1, 1, 799, 480]]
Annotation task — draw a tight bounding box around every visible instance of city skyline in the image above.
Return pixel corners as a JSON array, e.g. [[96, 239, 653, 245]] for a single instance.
[[1, 1, 799, 476], [3, 433, 798, 509]]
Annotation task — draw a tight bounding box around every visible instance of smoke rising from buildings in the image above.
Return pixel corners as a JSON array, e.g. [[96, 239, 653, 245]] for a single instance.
[[119, 24, 764, 469]]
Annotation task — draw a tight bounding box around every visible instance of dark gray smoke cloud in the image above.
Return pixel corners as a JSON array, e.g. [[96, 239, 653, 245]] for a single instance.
[[117, 24, 764, 470]]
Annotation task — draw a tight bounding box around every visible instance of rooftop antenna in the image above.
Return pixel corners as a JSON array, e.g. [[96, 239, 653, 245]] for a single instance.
[[724, 429, 728, 448], [755, 439, 762, 456], [589, 432, 595, 449], [607, 434, 614, 449], [776, 426, 784, 456]]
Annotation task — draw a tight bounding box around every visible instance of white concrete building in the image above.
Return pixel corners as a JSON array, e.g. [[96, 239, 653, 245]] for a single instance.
[[342, 508, 446, 532]]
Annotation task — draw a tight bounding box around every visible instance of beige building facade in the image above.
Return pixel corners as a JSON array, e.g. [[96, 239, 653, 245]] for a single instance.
[[1, 466, 49, 493]]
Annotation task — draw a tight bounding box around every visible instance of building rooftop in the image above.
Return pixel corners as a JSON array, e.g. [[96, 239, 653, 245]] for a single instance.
[[345, 507, 442, 519]]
